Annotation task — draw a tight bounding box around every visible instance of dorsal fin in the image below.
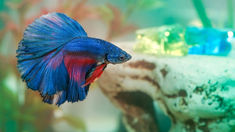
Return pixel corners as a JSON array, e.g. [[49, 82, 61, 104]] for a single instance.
[[17, 12, 87, 62]]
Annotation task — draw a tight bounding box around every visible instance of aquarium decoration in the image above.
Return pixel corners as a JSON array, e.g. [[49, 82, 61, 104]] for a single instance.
[[134, 25, 233, 56], [186, 27, 232, 56], [134, 25, 188, 56], [99, 41, 235, 132]]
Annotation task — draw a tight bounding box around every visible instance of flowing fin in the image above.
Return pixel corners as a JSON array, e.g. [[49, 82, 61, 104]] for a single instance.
[[20, 51, 69, 96], [17, 13, 88, 104], [17, 12, 87, 62], [39, 54, 103, 105]]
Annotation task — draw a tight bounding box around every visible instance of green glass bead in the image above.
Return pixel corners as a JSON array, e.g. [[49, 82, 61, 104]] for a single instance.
[[134, 25, 188, 56]]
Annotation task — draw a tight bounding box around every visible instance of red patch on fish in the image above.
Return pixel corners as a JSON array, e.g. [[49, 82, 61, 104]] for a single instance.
[[83, 63, 107, 87], [64, 54, 96, 81]]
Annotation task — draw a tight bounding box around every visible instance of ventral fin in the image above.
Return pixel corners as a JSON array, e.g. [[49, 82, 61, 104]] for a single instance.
[[83, 63, 107, 87]]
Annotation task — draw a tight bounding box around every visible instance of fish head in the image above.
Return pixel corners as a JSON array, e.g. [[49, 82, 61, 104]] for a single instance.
[[105, 43, 132, 64]]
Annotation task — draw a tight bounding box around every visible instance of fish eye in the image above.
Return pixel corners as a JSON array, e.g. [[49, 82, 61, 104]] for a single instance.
[[119, 55, 125, 61]]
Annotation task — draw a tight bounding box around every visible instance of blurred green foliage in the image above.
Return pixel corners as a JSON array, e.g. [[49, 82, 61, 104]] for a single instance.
[[227, 0, 234, 28], [0, 81, 86, 132], [126, 0, 163, 10], [125, 0, 163, 18], [0, 0, 6, 29], [191, 0, 212, 28]]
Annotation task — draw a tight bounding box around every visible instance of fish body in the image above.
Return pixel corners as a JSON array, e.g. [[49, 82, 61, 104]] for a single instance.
[[16, 12, 131, 105]]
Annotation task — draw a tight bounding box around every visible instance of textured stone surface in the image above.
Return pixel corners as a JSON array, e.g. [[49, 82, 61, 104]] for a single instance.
[[98, 42, 235, 132]]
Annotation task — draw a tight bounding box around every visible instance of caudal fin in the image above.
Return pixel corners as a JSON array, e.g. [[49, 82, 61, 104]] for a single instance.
[[17, 12, 88, 105]]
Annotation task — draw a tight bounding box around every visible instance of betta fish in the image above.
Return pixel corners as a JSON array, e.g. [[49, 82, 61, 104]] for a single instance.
[[16, 12, 131, 106]]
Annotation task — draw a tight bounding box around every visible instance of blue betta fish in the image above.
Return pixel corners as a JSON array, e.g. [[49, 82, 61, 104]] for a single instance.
[[16, 12, 131, 106]]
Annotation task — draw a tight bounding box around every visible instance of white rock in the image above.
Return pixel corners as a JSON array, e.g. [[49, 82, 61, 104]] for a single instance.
[[98, 42, 235, 132]]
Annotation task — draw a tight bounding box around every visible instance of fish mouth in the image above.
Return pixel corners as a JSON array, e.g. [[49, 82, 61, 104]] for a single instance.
[[123, 53, 132, 62], [126, 53, 132, 61]]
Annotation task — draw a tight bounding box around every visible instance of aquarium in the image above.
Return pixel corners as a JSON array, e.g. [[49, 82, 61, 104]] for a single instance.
[[0, 0, 235, 132]]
